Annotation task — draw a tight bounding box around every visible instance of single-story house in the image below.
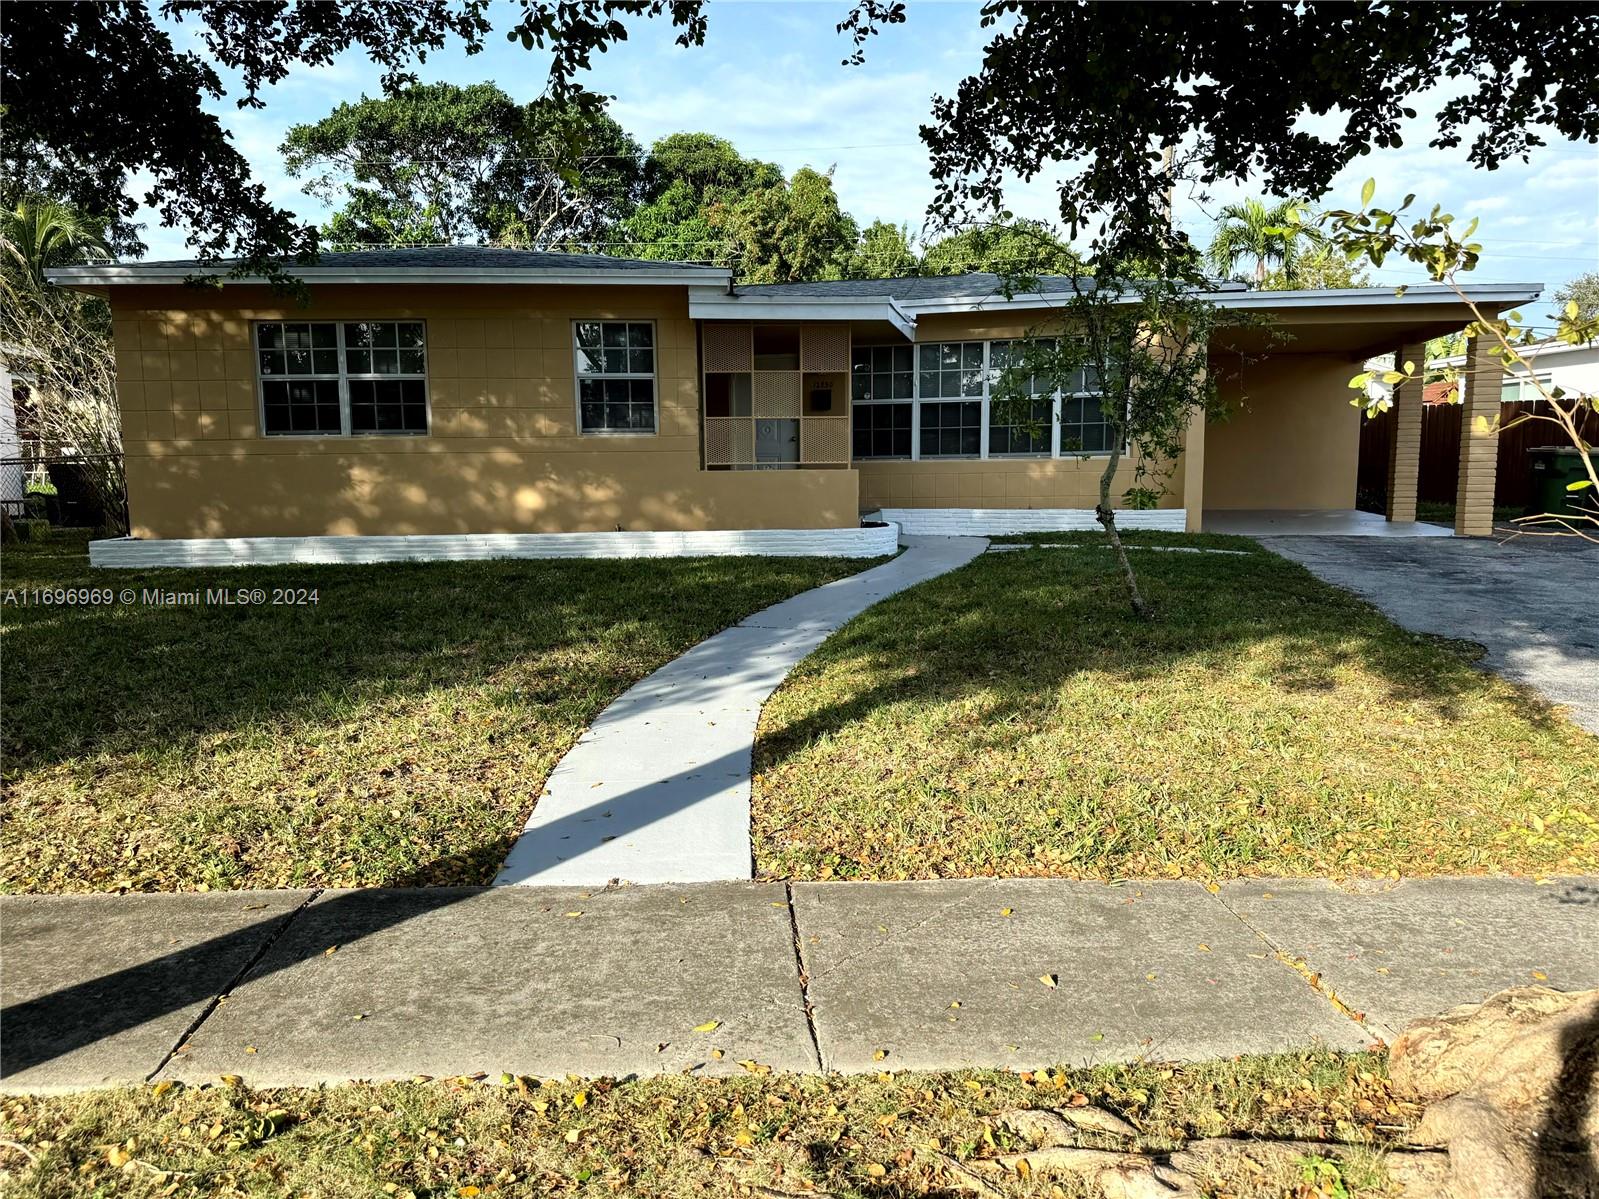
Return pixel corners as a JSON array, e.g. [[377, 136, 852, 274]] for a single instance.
[[1432, 337, 1599, 403], [45, 248, 1540, 565]]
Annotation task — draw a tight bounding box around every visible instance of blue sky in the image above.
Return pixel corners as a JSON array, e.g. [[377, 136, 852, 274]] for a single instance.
[[146, 1, 1597, 314]]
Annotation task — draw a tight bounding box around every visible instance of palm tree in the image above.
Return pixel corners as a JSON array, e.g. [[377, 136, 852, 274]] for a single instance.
[[1, 197, 112, 292], [1206, 197, 1319, 288]]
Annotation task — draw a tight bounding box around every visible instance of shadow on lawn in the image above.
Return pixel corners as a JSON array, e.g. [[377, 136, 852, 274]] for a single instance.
[[755, 546, 1564, 773], [0, 544, 857, 775]]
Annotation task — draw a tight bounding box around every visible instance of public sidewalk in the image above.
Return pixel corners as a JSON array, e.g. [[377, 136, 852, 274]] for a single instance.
[[494, 535, 989, 887], [4, 875, 1596, 1094]]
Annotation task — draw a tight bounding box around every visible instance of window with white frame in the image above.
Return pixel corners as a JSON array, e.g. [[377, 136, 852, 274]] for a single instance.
[[988, 339, 1055, 457], [575, 320, 656, 434], [256, 321, 428, 436], [1499, 372, 1552, 404], [846, 336, 1116, 463], [917, 342, 985, 457], [1059, 363, 1113, 452], [850, 345, 913, 458]]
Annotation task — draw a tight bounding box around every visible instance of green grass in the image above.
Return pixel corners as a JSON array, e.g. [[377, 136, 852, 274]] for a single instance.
[[1, 533, 873, 894], [752, 531, 1598, 881], [0, 1051, 1412, 1198]]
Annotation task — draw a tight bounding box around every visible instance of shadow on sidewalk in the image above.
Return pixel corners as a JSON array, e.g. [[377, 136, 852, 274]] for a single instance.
[[4, 741, 766, 1081]]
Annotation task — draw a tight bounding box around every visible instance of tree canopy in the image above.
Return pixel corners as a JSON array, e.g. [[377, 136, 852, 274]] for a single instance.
[[1554, 272, 1599, 322], [8, 2, 1598, 275], [282, 83, 643, 249], [920, 221, 1080, 278]]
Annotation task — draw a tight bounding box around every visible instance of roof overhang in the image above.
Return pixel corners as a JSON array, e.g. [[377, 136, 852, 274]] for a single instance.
[[1208, 282, 1545, 359], [1211, 281, 1542, 312], [689, 288, 916, 340], [899, 280, 1248, 317], [43, 263, 733, 288]]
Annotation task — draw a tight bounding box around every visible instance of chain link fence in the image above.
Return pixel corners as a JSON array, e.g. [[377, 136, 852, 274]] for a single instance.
[[1, 449, 127, 534]]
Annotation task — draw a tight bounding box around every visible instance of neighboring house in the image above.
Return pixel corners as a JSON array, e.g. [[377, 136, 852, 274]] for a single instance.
[[1430, 338, 1599, 404], [45, 249, 1539, 564], [1367, 338, 1599, 407]]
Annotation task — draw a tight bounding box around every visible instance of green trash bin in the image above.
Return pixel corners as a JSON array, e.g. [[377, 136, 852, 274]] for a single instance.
[[1527, 445, 1596, 518]]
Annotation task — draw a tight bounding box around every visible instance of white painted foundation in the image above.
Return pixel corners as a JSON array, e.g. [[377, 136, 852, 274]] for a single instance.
[[867, 508, 1186, 536], [88, 523, 901, 568]]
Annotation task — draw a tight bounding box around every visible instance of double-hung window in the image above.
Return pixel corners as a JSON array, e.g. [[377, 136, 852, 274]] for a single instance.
[[256, 321, 428, 436], [575, 320, 656, 434], [850, 345, 913, 458], [917, 342, 984, 457], [1059, 364, 1113, 452], [987, 339, 1055, 457]]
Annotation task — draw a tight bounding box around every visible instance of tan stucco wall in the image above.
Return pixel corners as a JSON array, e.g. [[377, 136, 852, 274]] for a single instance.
[[858, 311, 1185, 512], [107, 284, 857, 537], [1203, 352, 1361, 510]]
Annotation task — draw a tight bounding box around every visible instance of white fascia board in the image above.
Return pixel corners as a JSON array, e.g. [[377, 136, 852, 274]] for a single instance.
[[1213, 282, 1543, 311], [689, 289, 916, 339], [896, 284, 1238, 316], [43, 264, 731, 287]]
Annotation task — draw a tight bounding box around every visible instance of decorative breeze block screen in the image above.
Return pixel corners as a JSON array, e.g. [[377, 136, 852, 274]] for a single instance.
[[801, 325, 851, 372], [703, 323, 753, 373], [705, 417, 755, 465], [752, 372, 802, 418], [800, 416, 851, 464]]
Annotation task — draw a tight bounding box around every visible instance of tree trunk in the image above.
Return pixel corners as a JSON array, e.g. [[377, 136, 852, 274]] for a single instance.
[[1096, 441, 1150, 619]]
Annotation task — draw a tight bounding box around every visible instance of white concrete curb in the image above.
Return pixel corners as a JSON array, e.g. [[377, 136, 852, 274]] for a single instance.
[[88, 523, 901, 568]]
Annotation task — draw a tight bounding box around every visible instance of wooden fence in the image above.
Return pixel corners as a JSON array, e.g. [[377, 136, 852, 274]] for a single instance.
[[1358, 400, 1599, 511]]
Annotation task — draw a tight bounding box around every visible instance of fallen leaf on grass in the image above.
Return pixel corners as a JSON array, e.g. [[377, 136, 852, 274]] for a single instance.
[[1039, 974, 1057, 988], [693, 1020, 720, 1033]]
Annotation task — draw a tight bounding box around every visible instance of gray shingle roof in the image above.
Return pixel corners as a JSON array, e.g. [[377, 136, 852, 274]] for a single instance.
[[133, 245, 726, 273], [735, 273, 1088, 301]]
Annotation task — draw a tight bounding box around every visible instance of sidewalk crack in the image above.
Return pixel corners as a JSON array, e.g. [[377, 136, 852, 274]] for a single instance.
[[783, 881, 825, 1072], [1209, 887, 1377, 1043], [145, 889, 322, 1082]]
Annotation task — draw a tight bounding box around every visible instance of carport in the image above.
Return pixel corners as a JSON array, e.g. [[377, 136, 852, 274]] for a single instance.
[[1198, 282, 1542, 536]]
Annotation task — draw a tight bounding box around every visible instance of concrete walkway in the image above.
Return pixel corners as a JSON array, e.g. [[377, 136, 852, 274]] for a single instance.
[[494, 536, 988, 887], [4, 875, 1595, 1093], [1266, 535, 1599, 734]]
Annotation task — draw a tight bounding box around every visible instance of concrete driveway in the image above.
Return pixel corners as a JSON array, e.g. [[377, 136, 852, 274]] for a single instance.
[[1263, 535, 1599, 735]]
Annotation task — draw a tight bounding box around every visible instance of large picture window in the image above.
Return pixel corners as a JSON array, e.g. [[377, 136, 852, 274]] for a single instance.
[[848, 336, 1116, 464], [256, 321, 428, 437], [575, 320, 656, 434]]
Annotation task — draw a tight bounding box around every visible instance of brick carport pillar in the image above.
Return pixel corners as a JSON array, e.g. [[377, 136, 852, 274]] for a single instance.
[[1455, 333, 1505, 537], [1385, 340, 1427, 523]]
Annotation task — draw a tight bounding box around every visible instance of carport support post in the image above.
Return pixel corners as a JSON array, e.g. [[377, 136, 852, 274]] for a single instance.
[[1385, 341, 1426, 523], [1455, 333, 1504, 537]]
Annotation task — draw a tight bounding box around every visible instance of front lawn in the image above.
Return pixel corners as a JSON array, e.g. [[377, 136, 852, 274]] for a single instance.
[[1, 534, 871, 893], [752, 531, 1599, 881], [0, 1050, 1409, 1198]]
